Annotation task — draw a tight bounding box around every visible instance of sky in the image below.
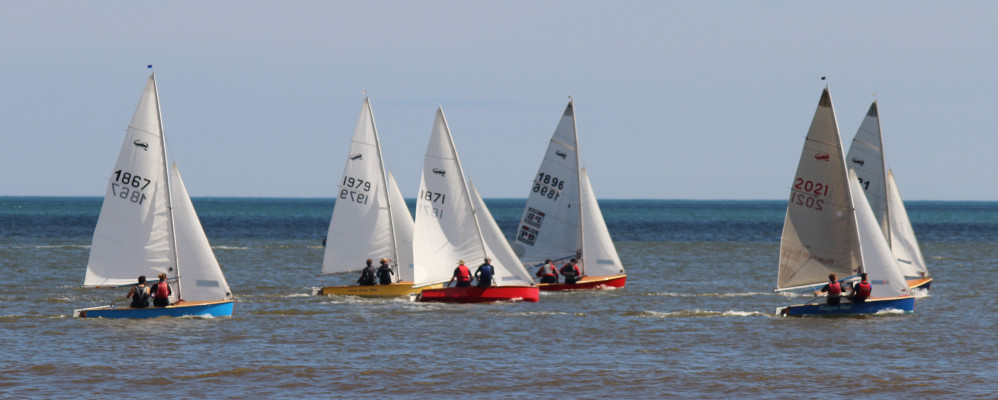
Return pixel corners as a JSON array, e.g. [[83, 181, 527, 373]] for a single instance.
[[2, 1, 996, 200]]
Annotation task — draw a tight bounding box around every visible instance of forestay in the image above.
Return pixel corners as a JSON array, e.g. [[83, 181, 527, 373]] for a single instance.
[[777, 88, 860, 289], [580, 168, 624, 277], [850, 171, 910, 298], [169, 164, 232, 301], [322, 99, 413, 281], [887, 171, 929, 278]]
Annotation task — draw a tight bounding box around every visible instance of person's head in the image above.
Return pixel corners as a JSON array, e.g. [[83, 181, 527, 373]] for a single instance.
[[380, 258, 388, 265], [459, 259, 465, 265], [158, 272, 167, 281], [570, 258, 577, 263], [366, 259, 373, 266], [545, 259, 552, 264], [138, 275, 146, 284], [860, 272, 868, 281], [484, 257, 491, 264], [828, 273, 837, 282]]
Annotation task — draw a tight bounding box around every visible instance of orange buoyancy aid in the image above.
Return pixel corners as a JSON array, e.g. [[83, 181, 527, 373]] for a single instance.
[[456, 265, 471, 281], [827, 281, 841, 296], [156, 281, 170, 298], [855, 281, 872, 299]]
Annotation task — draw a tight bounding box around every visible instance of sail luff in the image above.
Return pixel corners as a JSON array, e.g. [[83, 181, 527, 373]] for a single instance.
[[152, 74, 183, 299], [570, 100, 586, 276], [366, 98, 402, 282], [437, 107, 490, 258], [871, 102, 891, 247]]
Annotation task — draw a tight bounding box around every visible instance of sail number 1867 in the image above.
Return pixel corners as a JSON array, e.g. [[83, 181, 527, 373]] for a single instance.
[[111, 170, 149, 205]]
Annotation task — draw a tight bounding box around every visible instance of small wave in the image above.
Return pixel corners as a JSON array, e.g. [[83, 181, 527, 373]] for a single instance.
[[633, 309, 766, 318], [873, 308, 907, 316], [11, 244, 90, 249], [911, 288, 931, 298], [648, 291, 774, 298], [213, 245, 252, 250]]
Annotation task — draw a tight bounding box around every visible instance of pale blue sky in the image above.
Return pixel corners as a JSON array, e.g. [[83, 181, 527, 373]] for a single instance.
[[2, 1, 994, 199]]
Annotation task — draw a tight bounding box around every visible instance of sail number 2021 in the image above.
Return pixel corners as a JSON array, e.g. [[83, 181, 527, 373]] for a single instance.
[[111, 170, 149, 205], [791, 178, 828, 210]]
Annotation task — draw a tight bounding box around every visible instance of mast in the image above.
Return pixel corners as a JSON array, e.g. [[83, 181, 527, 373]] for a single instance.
[[152, 73, 183, 299], [871, 101, 892, 247], [439, 108, 490, 270], [570, 98, 585, 276], [367, 98, 402, 282]]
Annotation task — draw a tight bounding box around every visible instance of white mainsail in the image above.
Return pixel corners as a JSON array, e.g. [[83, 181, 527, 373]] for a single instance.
[[513, 101, 623, 278], [85, 75, 175, 288], [169, 163, 232, 301], [887, 170, 929, 278], [322, 98, 413, 282], [513, 102, 582, 265], [580, 168, 624, 277], [413, 108, 483, 287], [845, 102, 889, 239], [851, 170, 910, 298], [84, 74, 231, 302], [412, 107, 532, 287], [777, 88, 860, 289]]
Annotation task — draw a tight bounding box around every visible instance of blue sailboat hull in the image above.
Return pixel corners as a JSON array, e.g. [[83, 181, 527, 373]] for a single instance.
[[74, 300, 234, 319], [777, 296, 914, 317]]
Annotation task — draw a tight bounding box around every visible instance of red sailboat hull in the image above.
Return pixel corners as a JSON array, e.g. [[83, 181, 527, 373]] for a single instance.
[[539, 274, 626, 291], [418, 285, 540, 303]]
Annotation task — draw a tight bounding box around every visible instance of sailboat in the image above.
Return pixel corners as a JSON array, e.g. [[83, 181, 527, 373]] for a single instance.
[[74, 74, 234, 318], [774, 88, 913, 316], [312, 98, 440, 297], [845, 102, 931, 290], [512, 101, 625, 291], [414, 108, 539, 303]]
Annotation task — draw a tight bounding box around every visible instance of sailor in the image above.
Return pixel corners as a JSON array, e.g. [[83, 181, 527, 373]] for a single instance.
[[376, 258, 394, 285], [448, 260, 472, 287], [151, 272, 173, 307], [849, 273, 872, 303], [536, 259, 558, 284], [357, 259, 376, 286], [475, 257, 495, 288], [819, 273, 841, 305], [127, 275, 150, 308], [560, 258, 582, 284]]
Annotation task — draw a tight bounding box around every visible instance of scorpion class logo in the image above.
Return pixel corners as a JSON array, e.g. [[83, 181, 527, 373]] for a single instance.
[[555, 150, 567, 159], [851, 157, 865, 166], [133, 140, 149, 151], [432, 168, 446, 176], [349, 153, 363, 160], [814, 152, 830, 161]]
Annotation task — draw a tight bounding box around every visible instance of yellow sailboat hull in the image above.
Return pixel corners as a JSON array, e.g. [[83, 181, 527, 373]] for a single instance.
[[313, 282, 443, 298]]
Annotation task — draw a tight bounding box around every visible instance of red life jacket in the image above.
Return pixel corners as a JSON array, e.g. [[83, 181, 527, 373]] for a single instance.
[[456, 265, 471, 281], [855, 281, 872, 299], [828, 281, 841, 296], [156, 281, 170, 298]]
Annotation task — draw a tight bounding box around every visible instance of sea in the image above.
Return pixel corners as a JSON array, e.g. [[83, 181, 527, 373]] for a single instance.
[[1, 197, 996, 399]]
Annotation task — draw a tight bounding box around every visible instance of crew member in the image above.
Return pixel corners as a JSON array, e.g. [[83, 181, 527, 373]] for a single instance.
[[357, 259, 376, 286], [127, 275, 150, 309], [819, 273, 841, 305], [850, 273, 872, 303], [376, 258, 395, 285], [448, 260, 472, 287], [536, 259, 558, 284], [560, 258, 582, 284], [152, 272, 173, 307], [476, 257, 495, 288]]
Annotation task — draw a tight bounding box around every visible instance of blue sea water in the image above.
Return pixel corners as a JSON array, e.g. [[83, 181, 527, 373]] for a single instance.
[[1, 197, 996, 398]]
